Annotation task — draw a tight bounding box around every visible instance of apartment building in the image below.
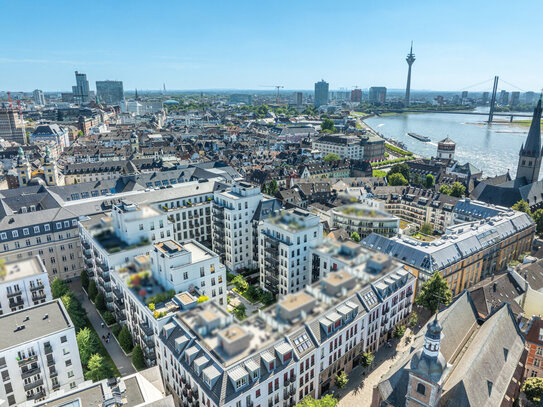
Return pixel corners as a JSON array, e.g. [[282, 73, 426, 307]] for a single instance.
[[331, 204, 399, 239], [0, 256, 52, 315], [524, 317, 543, 379], [0, 300, 84, 406], [213, 182, 263, 271], [26, 366, 174, 407], [258, 208, 323, 296], [362, 211, 535, 295], [79, 201, 174, 311], [0, 168, 233, 282], [373, 186, 459, 233], [312, 135, 364, 160], [154, 254, 415, 407]]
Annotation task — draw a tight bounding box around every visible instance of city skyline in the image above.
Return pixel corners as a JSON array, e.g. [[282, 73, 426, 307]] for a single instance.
[[1, 0, 543, 92]]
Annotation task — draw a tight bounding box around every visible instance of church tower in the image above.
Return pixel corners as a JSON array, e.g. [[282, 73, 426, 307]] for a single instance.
[[516, 98, 542, 184], [42, 146, 61, 186], [406, 316, 449, 407], [16, 147, 32, 187]]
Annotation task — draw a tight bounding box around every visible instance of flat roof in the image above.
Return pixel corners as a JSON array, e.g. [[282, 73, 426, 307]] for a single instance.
[[0, 300, 71, 351], [2, 257, 46, 282], [184, 241, 212, 262], [219, 324, 247, 343], [279, 292, 315, 312], [155, 240, 185, 255], [324, 270, 355, 286]]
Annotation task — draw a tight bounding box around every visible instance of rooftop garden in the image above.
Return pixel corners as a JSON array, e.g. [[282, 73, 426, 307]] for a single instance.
[[94, 230, 150, 254], [337, 206, 380, 218]]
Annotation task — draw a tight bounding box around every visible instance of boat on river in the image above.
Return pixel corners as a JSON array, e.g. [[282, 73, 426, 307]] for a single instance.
[[407, 132, 431, 142]]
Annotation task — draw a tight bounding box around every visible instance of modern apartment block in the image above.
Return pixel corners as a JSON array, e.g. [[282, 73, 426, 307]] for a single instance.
[[0, 256, 52, 315], [258, 208, 323, 296], [79, 201, 174, 310], [155, 252, 415, 407], [0, 300, 84, 406], [362, 210, 535, 295], [213, 182, 263, 271]]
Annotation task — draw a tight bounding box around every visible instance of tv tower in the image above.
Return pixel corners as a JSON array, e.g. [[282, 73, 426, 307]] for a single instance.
[[405, 41, 416, 105]]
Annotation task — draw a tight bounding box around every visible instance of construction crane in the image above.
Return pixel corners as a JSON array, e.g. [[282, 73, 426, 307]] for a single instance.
[[260, 85, 284, 105], [2, 91, 24, 114]]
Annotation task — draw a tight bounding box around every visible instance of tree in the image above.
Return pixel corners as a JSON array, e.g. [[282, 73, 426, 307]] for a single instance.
[[231, 275, 249, 293], [88, 280, 98, 301], [388, 162, 410, 181], [394, 325, 406, 338], [233, 303, 246, 320], [409, 313, 418, 328], [323, 153, 340, 162], [86, 354, 113, 381], [102, 311, 115, 325], [296, 395, 338, 407], [522, 377, 543, 403], [439, 184, 452, 195], [360, 351, 374, 368], [425, 174, 434, 188], [335, 371, 348, 389], [350, 232, 361, 243], [420, 222, 434, 235], [132, 345, 146, 370], [415, 271, 452, 313], [51, 277, 68, 299], [61, 292, 87, 332], [450, 181, 466, 198], [388, 173, 408, 186], [321, 118, 336, 133], [118, 326, 134, 353], [80, 270, 89, 290], [95, 292, 106, 312], [512, 199, 531, 215], [532, 208, 543, 233], [77, 327, 100, 366], [197, 296, 210, 303], [266, 179, 279, 195]]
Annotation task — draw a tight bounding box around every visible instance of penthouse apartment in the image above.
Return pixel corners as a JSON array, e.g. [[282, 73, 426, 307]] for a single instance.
[[362, 210, 535, 295], [0, 257, 52, 315], [0, 300, 84, 406], [155, 252, 415, 407], [258, 208, 323, 296]]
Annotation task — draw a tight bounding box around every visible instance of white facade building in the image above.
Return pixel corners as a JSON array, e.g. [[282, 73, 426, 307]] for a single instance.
[[151, 240, 227, 307], [258, 208, 323, 296], [213, 182, 263, 271], [155, 252, 416, 407], [0, 256, 52, 316], [0, 300, 84, 406], [312, 135, 364, 160]]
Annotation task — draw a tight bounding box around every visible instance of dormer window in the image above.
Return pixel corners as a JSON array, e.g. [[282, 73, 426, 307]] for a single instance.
[[283, 352, 292, 363], [269, 361, 274, 370]]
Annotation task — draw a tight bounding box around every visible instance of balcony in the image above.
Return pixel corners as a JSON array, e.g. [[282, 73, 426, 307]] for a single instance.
[[49, 369, 58, 378], [140, 322, 153, 336], [32, 292, 47, 301], [47, 356, 55, 366], [30, 282, 45, 291], [18, 355, 38, 366], [24, 378, 43, 391], [26, 390, 46, 401], [143, 337, 155, 349], [52, 382, 60, 391], [115, 310, 127, 322], [82, 241, 90, 250], [290, 375, 296, 383], [7, 289, 22, 298], [9, 297, 24, 307], [44, 344, 53, 355], [21, 366, 40, 379]]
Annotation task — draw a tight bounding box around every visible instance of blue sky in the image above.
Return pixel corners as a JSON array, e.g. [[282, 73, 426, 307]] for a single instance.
[[1, 0, 542, 92]]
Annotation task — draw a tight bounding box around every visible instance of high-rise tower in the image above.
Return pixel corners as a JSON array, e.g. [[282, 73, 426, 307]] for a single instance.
[[405, 42, 416, 106], [516, 97, 542, 184]]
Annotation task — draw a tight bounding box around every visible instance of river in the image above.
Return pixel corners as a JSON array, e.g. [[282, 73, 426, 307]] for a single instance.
[[365, 109, 534, 178]]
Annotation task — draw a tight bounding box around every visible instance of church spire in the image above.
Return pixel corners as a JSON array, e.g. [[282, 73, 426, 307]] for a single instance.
[[523, 97, 542, 157]]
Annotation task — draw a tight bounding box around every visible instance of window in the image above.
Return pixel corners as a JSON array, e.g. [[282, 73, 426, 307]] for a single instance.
[[416, 383, 425, 395], [61, 336, 67, 343], [44, 224, 50, 231], [67, 371, 74, 378], [65, 359, 72, 367]]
